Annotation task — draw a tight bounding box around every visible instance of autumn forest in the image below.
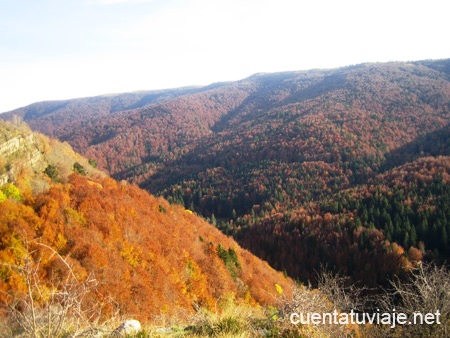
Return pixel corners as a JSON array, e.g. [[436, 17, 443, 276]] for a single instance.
[[1, 58, 450, 336]]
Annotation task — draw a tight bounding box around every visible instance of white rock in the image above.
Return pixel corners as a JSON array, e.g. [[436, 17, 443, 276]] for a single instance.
[[111, 319, 141, 336]]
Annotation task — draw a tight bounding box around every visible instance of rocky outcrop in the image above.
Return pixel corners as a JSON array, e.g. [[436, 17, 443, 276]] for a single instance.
[[0, 119, 106, 188], [0, 128, 45, 185]]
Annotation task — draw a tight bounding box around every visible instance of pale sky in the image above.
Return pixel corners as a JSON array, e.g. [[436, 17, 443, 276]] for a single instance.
[[0, 0, 449, 113]]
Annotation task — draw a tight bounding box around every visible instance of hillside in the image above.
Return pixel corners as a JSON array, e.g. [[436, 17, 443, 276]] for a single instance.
[[237, 156, 450, 286], [2, 58, 450, 286], [0, 119, 105, 190], [0, 120, 294, 328]]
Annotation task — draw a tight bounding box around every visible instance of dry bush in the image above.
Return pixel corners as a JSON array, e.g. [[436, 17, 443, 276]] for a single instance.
[[1, 241, 117, 338], [379, 262, 450, 338], [277, 284, 359, 338], [317, 268, 367, 314]]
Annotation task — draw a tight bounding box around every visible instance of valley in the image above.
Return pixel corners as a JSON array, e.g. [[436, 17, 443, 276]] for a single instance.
[[1, 58, 450, 336], [5, 59, 450, 285]]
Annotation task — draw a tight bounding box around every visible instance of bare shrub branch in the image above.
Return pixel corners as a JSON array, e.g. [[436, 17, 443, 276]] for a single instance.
[[1, 239, 115, 337], [381, 262, 450, 338]]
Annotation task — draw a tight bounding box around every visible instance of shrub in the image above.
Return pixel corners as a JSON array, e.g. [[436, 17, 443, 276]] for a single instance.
[[217, 244, 241, 278], [73, 162, 87, 176], [88, 158, 98, 168], [1, 183, 21, 200], [0, 190, 6, 203], [44, 164, 60, 181], [2, 241, 113, 337], [381, 263, 450, 337]]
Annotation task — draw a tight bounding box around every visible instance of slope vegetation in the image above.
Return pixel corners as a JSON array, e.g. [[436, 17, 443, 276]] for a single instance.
[[0, 120, 293, 324], [3, 59, 450, 286]]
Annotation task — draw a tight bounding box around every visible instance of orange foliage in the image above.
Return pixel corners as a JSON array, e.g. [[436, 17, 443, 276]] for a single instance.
[[0, 174, 293, 321]]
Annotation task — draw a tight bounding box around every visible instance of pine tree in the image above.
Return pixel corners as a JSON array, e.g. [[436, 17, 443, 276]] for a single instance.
[[441, 226, 448, 247], [419, 217, 429, 238], [410, 225, 417, 248]]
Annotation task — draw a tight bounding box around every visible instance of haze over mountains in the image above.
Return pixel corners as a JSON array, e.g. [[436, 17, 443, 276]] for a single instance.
[[3, 58, 450, 286]]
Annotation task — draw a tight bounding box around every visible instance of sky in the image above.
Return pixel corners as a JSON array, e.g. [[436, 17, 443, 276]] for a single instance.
[[0, 0, 449, 113]]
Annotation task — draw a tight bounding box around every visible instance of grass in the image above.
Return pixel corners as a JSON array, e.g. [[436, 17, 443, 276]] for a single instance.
[[0, 289, 356, 337]]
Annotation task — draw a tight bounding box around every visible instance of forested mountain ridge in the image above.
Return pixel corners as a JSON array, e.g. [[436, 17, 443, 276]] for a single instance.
[[2, 58, 450, 287], [2, 82, 248, 177], [5, 60, 450, 183], [0, 120, 294, 327]]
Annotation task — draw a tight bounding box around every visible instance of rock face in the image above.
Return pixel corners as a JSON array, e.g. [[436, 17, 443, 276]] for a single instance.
[[0, 119, 105, 188], [110, 320, 141, 336], [0, 128, 45, 185]]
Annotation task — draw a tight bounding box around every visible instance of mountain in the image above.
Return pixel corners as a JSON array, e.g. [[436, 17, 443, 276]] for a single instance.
[[4, 59, 450, 187], [2, 58, 450, 286], [237, 155, 450, 286], [0, 119, 293, 325]]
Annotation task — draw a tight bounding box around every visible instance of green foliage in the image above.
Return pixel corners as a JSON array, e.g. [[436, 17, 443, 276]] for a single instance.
[[182, 297, 269, 337], [217, 244, 241, 278], [88, 158, 98, 168], [340, 176, 450, 258], [44, 164, 60, 181], [0, 190, 6, 203], [64, 207, 87, 228], [73, 162, 86, 176], [187, 315, 244, 336], [1, 183, 21, 201]]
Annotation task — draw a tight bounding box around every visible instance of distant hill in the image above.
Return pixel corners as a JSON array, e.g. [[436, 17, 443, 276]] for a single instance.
[[3, 58, 450, 285], [4, 60, 450, 183], [0, 120, 293, 323]]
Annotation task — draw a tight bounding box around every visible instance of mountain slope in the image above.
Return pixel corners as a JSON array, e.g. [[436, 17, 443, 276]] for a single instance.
[[236, 155, 450, 286], [147, 60, 450, 220], [2, 58, 450, 286], [4, 60, 450, 186], [0, 120, 293, 323]]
